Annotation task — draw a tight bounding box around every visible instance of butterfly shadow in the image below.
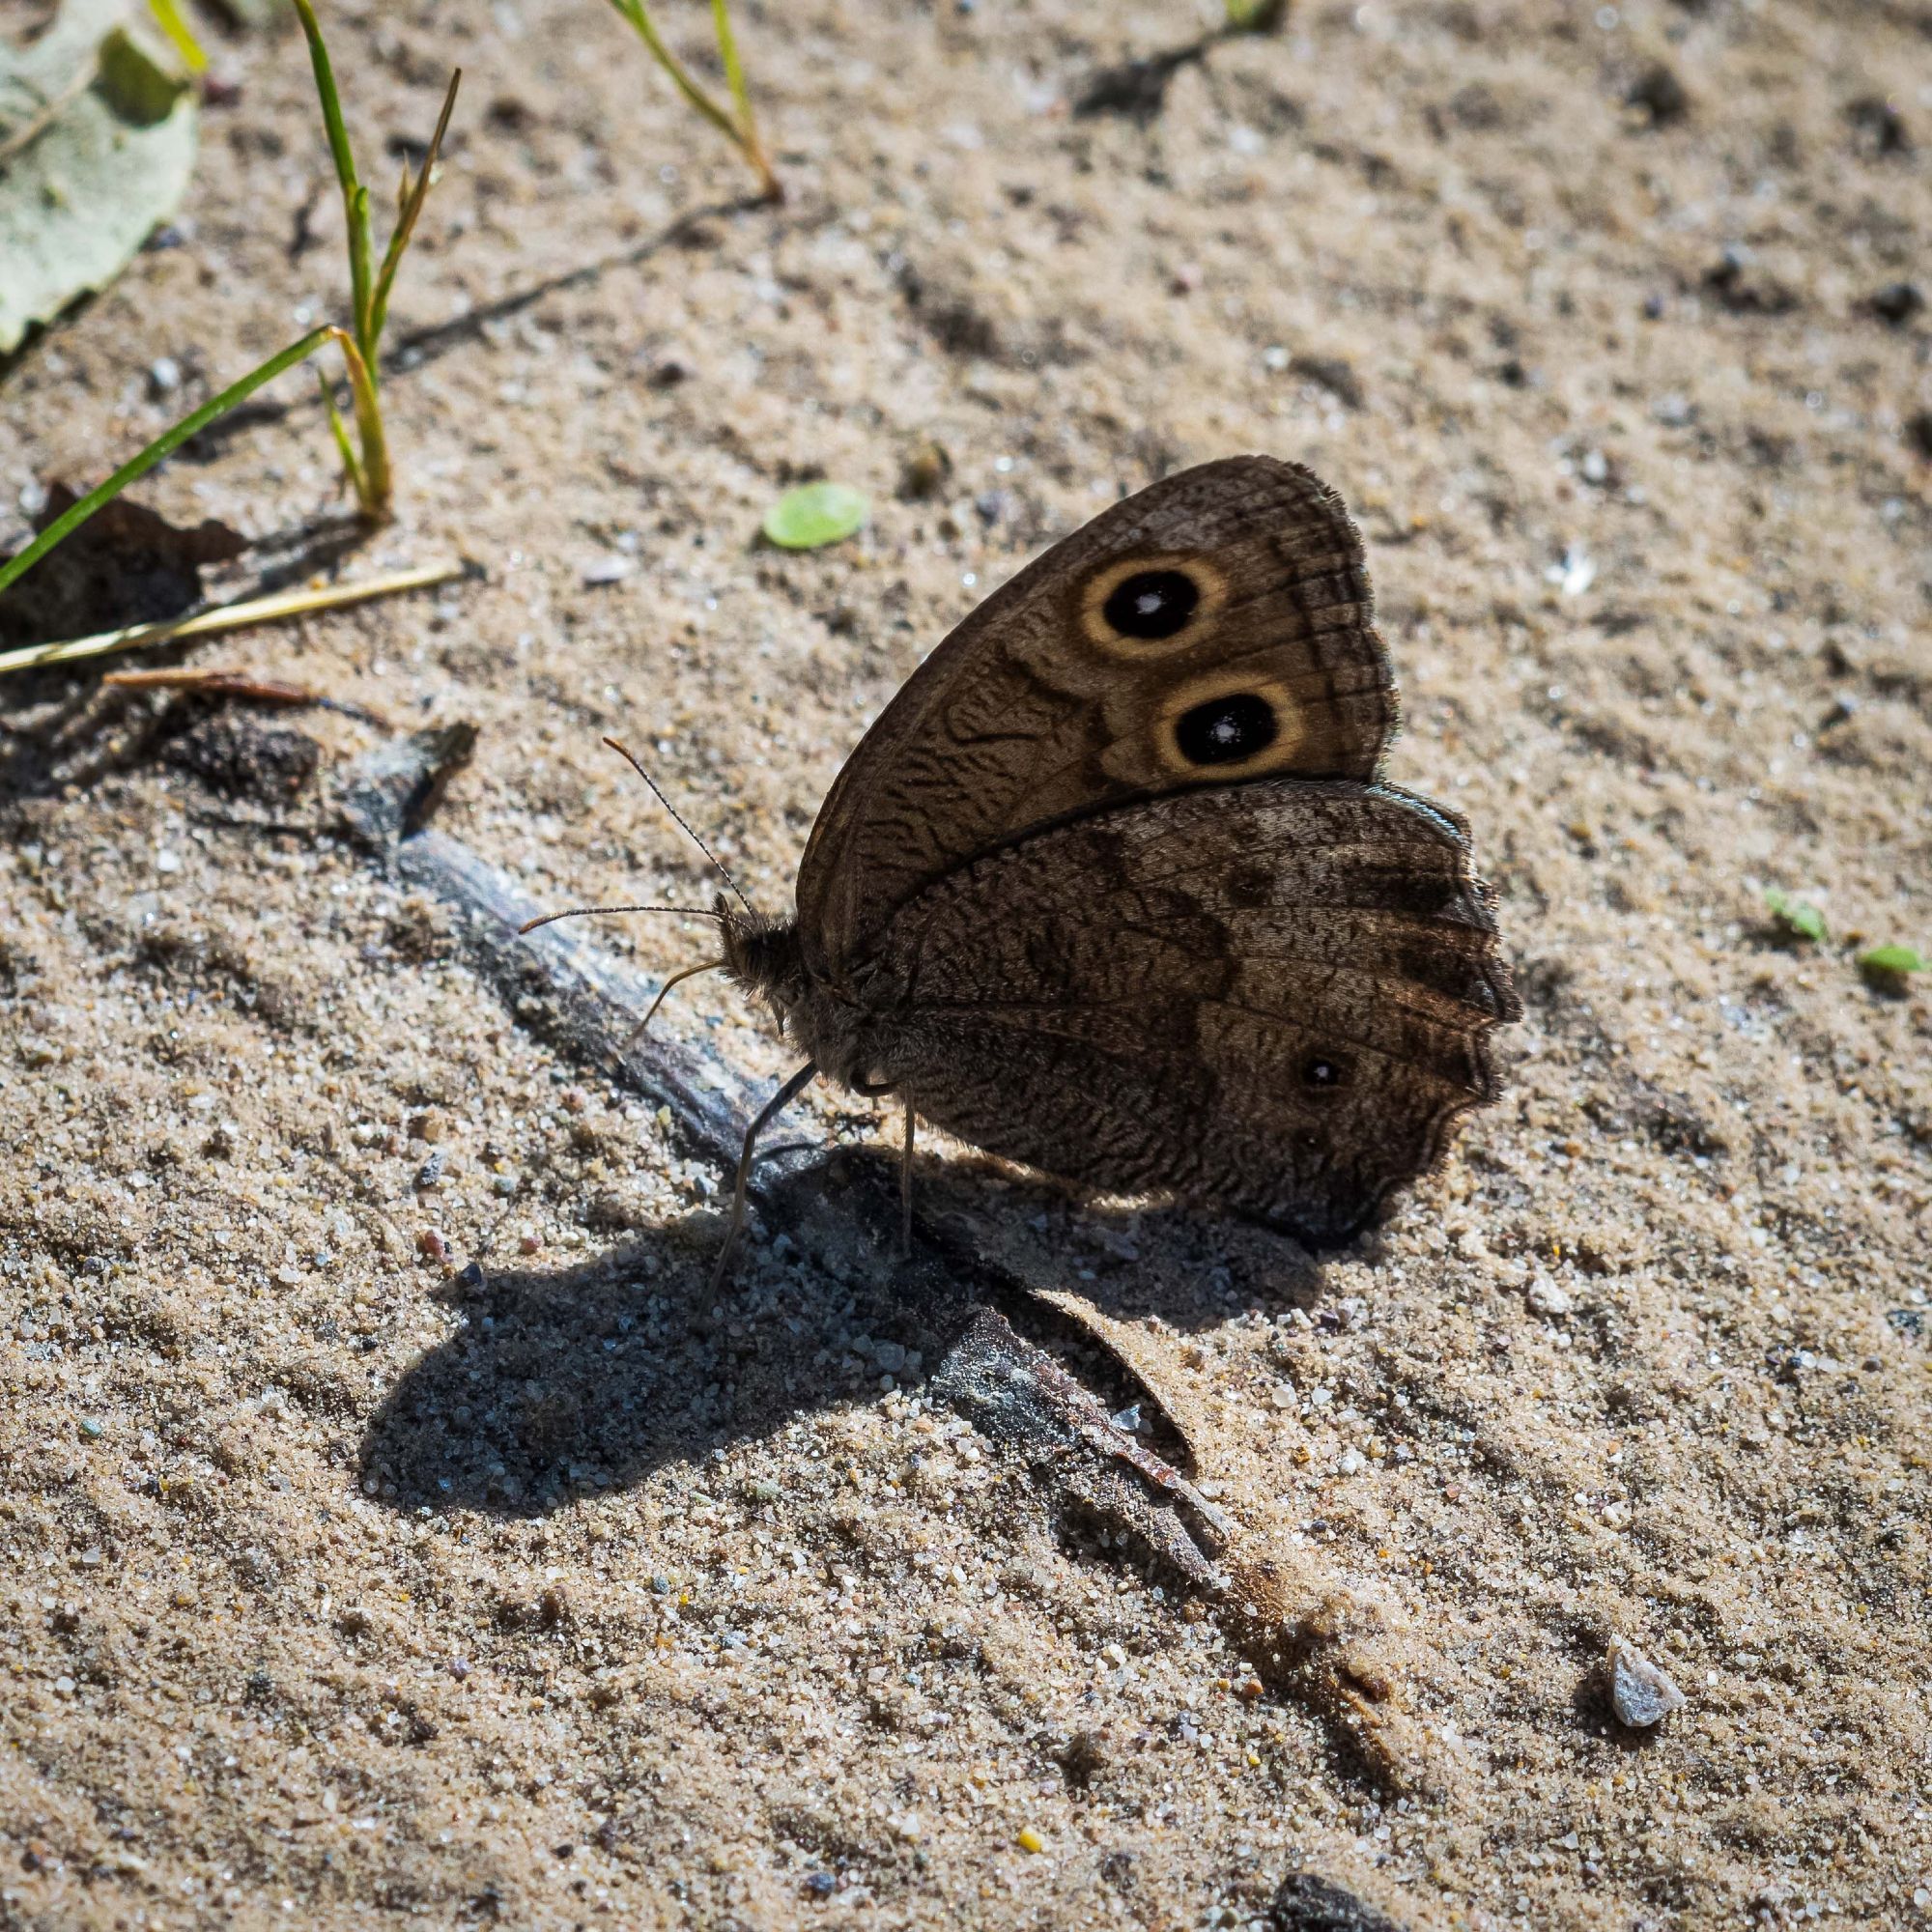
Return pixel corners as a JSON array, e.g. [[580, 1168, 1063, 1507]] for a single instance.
[[356, 1161, 980, 1519], [357, 1128, 1371, 1520]]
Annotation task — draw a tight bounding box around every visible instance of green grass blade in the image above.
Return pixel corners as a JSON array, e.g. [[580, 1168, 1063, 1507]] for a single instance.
[[147, 0, 208, 72], [606, 0, 744, 154], [711, 0, 752, 138], [369, 68, 461, 351], [0, 327, 333, 601], [350, 183, 375, 353], [325, 327, 390, 519], [290, 0, 372, 349], [709, 0, 778, 200], [316, 366, 367, 506], [290, 0, 358, 198]]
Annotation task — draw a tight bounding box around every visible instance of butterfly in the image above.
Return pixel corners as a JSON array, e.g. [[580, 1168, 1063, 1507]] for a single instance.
[[529, 456, 1519, 1273]]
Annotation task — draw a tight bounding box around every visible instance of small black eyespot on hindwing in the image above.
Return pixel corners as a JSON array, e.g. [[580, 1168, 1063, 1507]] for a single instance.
[[1300, 1051, 1351, 1093], [1101, 568, 1200, 640], [1174, 691, 1279, 767], [1229, 864, 1273, 910]]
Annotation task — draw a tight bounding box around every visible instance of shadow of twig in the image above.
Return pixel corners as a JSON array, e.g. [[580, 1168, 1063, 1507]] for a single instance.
[[175, 195, 773, 465]]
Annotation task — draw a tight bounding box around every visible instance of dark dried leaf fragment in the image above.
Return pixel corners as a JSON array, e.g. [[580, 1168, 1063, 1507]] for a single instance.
[[162, 712, 323, 799], [0, 486, 245, 647], [1271, 1872, 1411, 1932]]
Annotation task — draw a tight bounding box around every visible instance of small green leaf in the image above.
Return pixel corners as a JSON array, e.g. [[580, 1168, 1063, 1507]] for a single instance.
[[1763, 888, 1827, 943], [1859, 944, 1926, 977], [761, 482, 868, 551]]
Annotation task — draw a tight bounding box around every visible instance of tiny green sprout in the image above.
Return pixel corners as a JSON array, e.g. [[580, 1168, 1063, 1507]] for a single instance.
[[1225, 0, 1289, 30], [605, 0, 780, 203], [291, 0, 461, 521], [1859, 944, 1927, 981], [1763, 888, 1827, 944], [762, 483, 868, 551]]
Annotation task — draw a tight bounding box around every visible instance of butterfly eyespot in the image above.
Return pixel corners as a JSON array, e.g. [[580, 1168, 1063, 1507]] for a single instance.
[[1229, 865, 1273, 910], [1101, 568, 1200, 640], [1174, 691, 1279, 767], [1300, 1053, 1350, 1091]]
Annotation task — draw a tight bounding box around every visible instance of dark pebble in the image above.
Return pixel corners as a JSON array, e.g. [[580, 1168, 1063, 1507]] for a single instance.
[[1868, 281, 1924, 326]]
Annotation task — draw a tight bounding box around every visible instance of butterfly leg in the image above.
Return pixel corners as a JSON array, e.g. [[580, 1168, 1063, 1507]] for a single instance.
[[899, 1094, 916, 1258], [710, 1061, 818, 1292], [626, 956, 725, 1051]]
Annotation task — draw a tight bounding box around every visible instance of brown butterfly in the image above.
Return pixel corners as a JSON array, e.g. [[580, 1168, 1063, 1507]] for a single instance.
[[529, 456, 1519, 1271]]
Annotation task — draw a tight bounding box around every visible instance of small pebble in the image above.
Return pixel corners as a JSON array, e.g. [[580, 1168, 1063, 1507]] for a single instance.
[[582, 556, 634, 586], [1015, 1826, 1044, 1854], [897, 441, 952, 500], [148, 356, 183, 395], [1527, 1277, 1573, 1317], [1608, 1634, 1686, 1727], [1869, 280, 1924, 326], [1626, 62, 1690, 126], [417, 1229, 449, 1264], [414, 1150, 446, 1190]]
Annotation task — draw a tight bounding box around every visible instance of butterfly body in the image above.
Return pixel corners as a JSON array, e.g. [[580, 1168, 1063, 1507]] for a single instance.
[[593, 455, 1516, 1256]]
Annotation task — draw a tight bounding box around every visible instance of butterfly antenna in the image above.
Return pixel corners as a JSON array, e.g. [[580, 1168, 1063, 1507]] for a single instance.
[[602, 735, 755, 915], [518, 903, 724, 935]]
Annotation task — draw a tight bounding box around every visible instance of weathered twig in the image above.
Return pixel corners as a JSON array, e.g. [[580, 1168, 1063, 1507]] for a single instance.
[[333, 727, 1435, 1794], [101, 666, 392, 727]]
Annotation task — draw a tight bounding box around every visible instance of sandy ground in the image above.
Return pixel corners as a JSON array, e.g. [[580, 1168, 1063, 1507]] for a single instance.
[[3, 0, 1930, 1926]]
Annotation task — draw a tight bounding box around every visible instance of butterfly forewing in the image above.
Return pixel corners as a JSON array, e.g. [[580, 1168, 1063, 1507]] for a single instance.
[[797, 456, 1397, 977]]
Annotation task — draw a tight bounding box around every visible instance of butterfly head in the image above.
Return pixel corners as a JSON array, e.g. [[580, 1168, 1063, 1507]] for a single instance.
[[718, 896, 809, 1014]]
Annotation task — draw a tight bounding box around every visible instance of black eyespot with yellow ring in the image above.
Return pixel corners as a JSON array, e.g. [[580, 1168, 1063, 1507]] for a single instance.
[[1101, 569, 1199, 639], [1151, 672, 1303, 780], [1079, 552, 1229, 656], [1174, 691, 1278, 766]]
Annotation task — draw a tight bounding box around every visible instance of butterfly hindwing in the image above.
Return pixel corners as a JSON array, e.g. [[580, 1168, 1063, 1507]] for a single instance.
[[858, 781, 1517, 1244]]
